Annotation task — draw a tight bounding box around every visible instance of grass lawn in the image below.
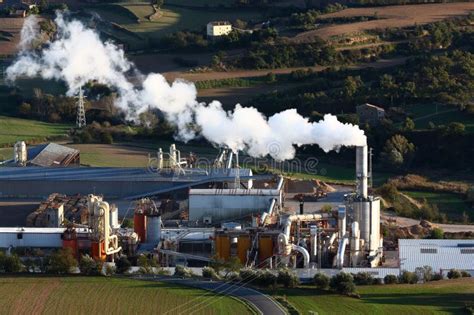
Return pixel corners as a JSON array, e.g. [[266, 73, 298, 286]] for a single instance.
[[402, 190, 471, 220], [274, 279, 474, 315], [165, 0, 234, 7], [0, 116, 70, 147], [0, 276, 252, 314]]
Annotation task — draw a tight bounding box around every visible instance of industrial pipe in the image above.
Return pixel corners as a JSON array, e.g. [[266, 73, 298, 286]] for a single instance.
[[336, 236, 349, 268]]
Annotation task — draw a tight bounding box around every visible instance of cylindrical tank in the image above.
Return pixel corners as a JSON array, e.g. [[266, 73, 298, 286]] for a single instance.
[[215, 235, 230, 260], [354, 201, 371, 247], [14, 141, 27, 165], [110, 207, 119, 230], [146, 215, 162, 244], [237, 235, 251, 265], [258, 236, 273, 266], [356, 145, 368, 199], [134, 213, 146, 243], [91, 240, 106, 261]]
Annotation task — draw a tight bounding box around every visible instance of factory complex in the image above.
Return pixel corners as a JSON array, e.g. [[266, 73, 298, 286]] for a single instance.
[[0, 141, 472, 279]]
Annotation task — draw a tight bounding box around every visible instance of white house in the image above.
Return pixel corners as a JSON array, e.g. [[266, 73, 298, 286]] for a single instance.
[[206, 21, 232, 37]]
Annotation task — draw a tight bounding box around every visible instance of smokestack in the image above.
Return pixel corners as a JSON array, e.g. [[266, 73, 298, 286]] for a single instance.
[[299, 200, 304, 215], [356, 145, 368, 199]]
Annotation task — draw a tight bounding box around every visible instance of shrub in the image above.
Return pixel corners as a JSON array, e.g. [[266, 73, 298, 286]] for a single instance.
[[277, 268, 299, 288], [48, 248, 77, 274], [79, 255, 98, 275], [115, 256, 131, 274], [461, 270, 472, 278], [239, 268, 258, 284], [105, 264, 116, 276], [398, 270, 418, 284], [255, 269, 277, 288], [415, 266, 433, 282], [384, 274, 398, 284], [353, 272, 375, 285], [174, 265, 194, 278], [202, 266, 221, 280], [447, 269, 462, 279], [330, 272, 356, 295], [430, 228, 444, 239], [432, 273, 443, 281], [0, 253, 23, 273], [100, 132, 113, 144], [314, 272, 330, 289], [225, 271, 241, 282]]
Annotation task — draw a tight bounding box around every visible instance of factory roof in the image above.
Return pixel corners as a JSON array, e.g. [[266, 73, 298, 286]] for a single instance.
[[29, 143, 79, 167], [190, 188, 281, 196], [0, 227, 89, 233], [208, 21, 231, 26], [399, 239, 474, 272]]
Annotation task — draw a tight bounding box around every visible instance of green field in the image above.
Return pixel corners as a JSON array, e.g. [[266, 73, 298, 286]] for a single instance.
[[275, 279, 474, 315], [403, 190, 471, 220], [85, 3, 262, 45], [406, 104, 474, 133], [0, 116, 70, 147], [0, 276, 252, 315]]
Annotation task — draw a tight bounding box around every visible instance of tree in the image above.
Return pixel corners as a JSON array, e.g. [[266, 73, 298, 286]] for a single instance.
[[329, 272, 356, 295], [353, 272, 375, 285], [380, 135, 416, 170], [314, 272, 330, 289], [48, 248, 77, 274], [151, 0, 164, 9], [403, 117, 415, 131], [342, 76, 362, 98], [415, 266, 433, 282]]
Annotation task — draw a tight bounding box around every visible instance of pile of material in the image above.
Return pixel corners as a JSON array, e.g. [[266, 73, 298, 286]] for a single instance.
[[26, 193, 89, 227]]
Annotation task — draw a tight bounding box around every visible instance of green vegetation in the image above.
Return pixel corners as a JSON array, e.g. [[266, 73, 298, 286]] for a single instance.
[[403, 190, 472, 221], [0, 276, 252, 314], [274, 279, 474, 315], [0, 116, 70, 147]]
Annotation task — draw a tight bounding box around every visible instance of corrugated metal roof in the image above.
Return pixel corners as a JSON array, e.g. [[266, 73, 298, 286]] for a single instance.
[[29, 143, 79, 167], [399, 239, 474, 272]]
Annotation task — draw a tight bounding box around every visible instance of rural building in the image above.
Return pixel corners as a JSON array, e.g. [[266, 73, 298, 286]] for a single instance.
[[206, 21, 232, 37], [356, 103, 386, 125], [399, 239, 474, 276]]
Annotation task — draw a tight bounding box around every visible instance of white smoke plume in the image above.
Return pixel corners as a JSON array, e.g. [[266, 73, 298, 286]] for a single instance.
[[7, 13, 367, 160]]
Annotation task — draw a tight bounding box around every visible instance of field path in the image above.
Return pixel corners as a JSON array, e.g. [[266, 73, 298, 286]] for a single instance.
[[292, 2, 474, 41]]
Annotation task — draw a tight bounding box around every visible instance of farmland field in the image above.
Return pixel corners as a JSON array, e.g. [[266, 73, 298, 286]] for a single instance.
[[0, 276, 252, 315], [0, 116, 70, 147], [292, 3, 474, 42], [276, 278, 474, 315]]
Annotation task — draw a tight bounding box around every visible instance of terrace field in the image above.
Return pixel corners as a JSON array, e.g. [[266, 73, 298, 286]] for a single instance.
[[0, 276, 253, 315], [275, 278, 474, 315]]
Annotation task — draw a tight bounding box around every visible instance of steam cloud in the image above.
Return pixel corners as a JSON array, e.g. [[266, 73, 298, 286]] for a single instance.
[[7, 14, 367, 161]]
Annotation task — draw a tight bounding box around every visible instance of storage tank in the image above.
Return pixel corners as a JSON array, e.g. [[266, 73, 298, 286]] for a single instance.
[[62, 227, 78, 259], [134, 213, 146, 243], [258, 236, 273, 266], [14, 141, 27, 166], [237, 236, 251, 265], [91, 240, 106, 261], [109, 207, 120, 230], [215, 235, 230, 260], [146, 215, 162, 244]]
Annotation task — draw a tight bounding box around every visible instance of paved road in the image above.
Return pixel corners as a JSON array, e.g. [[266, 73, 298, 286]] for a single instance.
[[134, 276, 286, 315], [381, 213, 474, 233]]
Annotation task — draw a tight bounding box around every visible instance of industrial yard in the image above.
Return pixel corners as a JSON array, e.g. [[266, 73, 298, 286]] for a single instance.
[[0, 1, 473, 314]]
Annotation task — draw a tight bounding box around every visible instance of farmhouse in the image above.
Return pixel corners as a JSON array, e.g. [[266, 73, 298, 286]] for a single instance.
[[206, 21, 232, 37], [357, 103, 386, 125]]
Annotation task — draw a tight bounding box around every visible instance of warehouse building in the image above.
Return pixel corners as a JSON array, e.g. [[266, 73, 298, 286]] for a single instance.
[[399, 239, 474, 275]]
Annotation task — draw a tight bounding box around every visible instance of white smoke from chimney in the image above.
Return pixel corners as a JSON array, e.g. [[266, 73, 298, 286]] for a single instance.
[[7, 13, 367, 160], [19, 15, 40, 50]]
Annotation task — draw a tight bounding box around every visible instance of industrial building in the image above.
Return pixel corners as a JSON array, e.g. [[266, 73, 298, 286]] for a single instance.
[[399, 239, 474, 275]]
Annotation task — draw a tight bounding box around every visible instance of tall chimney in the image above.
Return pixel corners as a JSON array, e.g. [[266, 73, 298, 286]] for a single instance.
[[356, 145, 368, 199]]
